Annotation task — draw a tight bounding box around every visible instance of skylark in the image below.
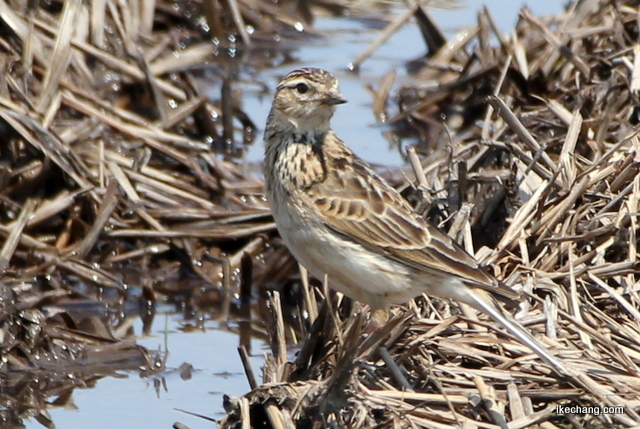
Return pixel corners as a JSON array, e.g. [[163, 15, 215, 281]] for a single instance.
[[264, 68, 568, 376]]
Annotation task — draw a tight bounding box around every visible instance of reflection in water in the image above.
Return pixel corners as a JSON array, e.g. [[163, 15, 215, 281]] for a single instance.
[[2, 297, 159, 429], [15, 272, 278, 429]]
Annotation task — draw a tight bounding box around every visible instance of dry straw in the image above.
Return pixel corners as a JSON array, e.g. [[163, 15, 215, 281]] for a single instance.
[[223, 1, 640, 428]]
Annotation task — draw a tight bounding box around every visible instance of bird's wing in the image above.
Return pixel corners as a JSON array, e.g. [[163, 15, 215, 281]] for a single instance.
[[303, 139, 519, 302]]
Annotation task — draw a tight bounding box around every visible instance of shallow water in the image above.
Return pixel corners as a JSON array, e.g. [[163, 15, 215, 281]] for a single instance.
[[23, 2, 563, 428], [22, 308, 266, 429], [243, 0, 563, 167]]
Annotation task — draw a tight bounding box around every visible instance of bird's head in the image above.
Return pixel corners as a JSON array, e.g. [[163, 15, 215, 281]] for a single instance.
[[268, 68, 347, 134]]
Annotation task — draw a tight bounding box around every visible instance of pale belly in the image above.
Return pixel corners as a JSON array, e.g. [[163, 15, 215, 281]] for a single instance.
[[274, 207, 420, 309]]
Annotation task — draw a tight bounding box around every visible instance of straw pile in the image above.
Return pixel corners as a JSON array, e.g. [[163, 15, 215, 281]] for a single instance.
[[0, 0, 361, 425], [221, 1, 640, 428]]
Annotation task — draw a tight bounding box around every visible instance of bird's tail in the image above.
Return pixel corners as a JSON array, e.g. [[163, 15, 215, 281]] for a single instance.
[[465, 289, 570, 377]]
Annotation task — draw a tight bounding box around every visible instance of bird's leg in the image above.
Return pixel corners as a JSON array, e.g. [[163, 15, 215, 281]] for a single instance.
[[371, 306, 390, 327], [360, 306, 390, 337]]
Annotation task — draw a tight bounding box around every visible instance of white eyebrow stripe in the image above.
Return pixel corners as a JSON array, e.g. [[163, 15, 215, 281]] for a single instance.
[[279, 78, 312, 89], [287, 79, 307, 86]]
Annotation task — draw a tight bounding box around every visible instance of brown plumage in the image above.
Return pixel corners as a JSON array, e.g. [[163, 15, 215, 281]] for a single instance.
[[264, 67, 569, 376]]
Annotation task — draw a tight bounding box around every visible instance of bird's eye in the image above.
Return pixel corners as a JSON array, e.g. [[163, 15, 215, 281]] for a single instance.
[[295, 83, 309, 94]]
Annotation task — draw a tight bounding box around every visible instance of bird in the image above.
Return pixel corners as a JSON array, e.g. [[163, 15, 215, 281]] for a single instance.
[[263, 67, 569, 376]]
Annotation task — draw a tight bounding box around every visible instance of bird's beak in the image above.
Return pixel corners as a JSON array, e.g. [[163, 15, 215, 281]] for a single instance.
[[323, 90, 347, 105]]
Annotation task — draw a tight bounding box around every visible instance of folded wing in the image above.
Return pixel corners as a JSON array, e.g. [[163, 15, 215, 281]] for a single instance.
[[304, 144, 519, 302]]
